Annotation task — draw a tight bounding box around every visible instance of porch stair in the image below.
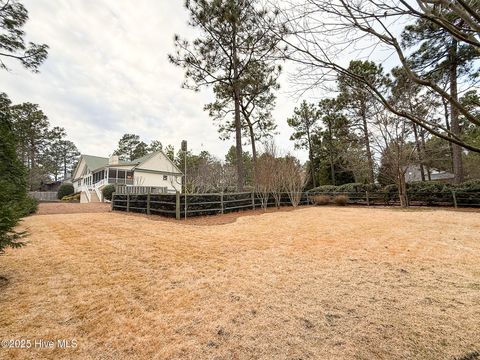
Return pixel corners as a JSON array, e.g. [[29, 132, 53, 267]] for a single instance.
[[90, 190, 101, 203], [80, 190, 102, 203]]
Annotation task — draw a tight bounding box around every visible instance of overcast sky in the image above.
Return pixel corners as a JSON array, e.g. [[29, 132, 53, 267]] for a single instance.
[[0, 0, 313, 162]]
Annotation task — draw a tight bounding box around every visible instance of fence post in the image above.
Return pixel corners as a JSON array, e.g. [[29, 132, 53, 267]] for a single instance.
[[111, 193, 115, 211], [452, 190, 458, 208], [126, 193, 130, 212], [366, 190, 370, 206], [251, 192, 255, 210], [175, 191, 180, 220], [220, 192, 224, 214], [146, 193, 151, 215], [184, 194, 187, 220]]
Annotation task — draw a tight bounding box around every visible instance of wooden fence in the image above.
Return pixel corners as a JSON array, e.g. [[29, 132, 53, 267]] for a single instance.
[[111, 189, 480, 219], [112, 192, 310, 219], [307, 190, 480, 207], [28, 191, 58, 201]]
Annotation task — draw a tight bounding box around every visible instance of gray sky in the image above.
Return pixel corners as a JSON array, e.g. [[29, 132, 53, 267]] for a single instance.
[[0, 0, 309, 162]]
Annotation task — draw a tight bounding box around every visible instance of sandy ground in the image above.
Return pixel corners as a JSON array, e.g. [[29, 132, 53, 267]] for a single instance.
[[0, 207, 479, 360], [36, 202, 111, 215]]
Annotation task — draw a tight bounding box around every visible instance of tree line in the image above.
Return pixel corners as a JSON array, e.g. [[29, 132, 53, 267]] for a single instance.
[[171, 0, 480, 202], [6, 100, 80, 190], [1, 0, 50, 253]]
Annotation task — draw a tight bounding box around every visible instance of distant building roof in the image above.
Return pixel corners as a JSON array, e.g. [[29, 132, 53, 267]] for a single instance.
[[405, 164, 454, 183]]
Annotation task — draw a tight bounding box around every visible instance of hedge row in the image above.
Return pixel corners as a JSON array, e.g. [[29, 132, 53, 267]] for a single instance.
[[308, 180, 480, 194]]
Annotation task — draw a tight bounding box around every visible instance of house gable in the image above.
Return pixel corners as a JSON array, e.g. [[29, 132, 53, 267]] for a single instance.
[[134, 151, 182, 175], [72, 157, 87, 181]]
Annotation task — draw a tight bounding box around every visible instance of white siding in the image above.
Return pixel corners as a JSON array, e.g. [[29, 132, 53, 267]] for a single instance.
[[138, 152, 181, 175], [72, 158, 87, 193], [133, 171, 181, 192]]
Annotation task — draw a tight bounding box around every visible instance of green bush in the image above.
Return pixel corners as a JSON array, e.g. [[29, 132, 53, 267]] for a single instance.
[[336, 183, 362, 192], [102, 184, 115, 201], [61, 193, 80, 202], [307, 185, 338, 193], [57, 183, 74, 199], [407, 181, 447, 193], [456, 179, 480, 192], [18, 196, 38, 216]]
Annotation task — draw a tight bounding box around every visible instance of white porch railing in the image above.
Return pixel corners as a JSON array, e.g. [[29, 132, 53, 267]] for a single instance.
[[94, 178, 106, 201], [82, 183, 91, 202]]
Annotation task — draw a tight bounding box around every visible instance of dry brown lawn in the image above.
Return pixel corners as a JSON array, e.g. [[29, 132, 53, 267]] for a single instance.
[[36, 202, 111, 215], [0, 207, 479, 360]]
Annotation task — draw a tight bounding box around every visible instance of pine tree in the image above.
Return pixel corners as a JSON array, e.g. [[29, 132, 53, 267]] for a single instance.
[[170, 0, 283, 191], [287, 101, 320, 188], [0, 93, 27, 254], [0, 0, 48, 71], [309, 98, 356, 186], [337, 60, 389, 184], [113, 134, 148, 161], [402, 12, 478, 183], [205, 60, 280, 165], [44, 140, 80, 180]]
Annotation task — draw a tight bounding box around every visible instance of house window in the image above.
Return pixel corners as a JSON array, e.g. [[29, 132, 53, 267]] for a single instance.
[[126, 171, 134, 185], [163, 175, 168, 181]]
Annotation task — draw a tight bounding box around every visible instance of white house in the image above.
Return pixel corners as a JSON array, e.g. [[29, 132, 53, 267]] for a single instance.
[[71, 151, 183, 203], [404, 164, 455, 183]]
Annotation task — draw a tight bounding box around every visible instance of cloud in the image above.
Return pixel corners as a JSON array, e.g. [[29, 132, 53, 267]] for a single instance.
[[0, 0, 309, 161]]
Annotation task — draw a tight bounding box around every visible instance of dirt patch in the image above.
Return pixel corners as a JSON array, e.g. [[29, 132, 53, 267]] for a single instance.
[[0, 276, 8, 289], [1, 207, 479, 359], [36, 202, 111, 215]]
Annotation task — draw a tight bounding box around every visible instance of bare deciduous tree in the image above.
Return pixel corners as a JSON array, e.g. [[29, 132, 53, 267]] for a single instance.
[[283, 155, 307, 207], [273, 0, 480, 153]]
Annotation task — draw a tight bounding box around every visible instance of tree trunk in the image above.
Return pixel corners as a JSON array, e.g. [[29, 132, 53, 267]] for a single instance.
[[412, 123, 425, 181], [327, 118, 335, 185], [307, 131, 316, 188], [449, 39, 464, 184], [442, 98, 455, 174], [247, 122, 257, 166], [361, 104, 375, 183], [248, 121, 257, 187], [420, 131, 432, 181], [232, 27, 244, 191], [397, 169, 409, 208]]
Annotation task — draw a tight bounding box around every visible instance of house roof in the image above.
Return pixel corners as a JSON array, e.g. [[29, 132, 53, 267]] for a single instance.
[[122, 152, 155, 166], [82, 155, 109, 171], [75, 151, 182, 175]]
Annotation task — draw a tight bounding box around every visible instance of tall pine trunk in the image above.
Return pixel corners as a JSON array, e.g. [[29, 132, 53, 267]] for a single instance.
[[307, 130, 316, 188], [361, 103, 374, 184], [449, 39, 464, 184], [412, 123, 425, 181], [327, 118, 335, 185], [232, 28, 244, 191], [247, 121, 257, 165], [248, 121, 257, 187], [442, 98, 455, 173]]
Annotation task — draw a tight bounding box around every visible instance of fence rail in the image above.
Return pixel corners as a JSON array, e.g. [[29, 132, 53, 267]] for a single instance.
[[111, 189, 480, 219]]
